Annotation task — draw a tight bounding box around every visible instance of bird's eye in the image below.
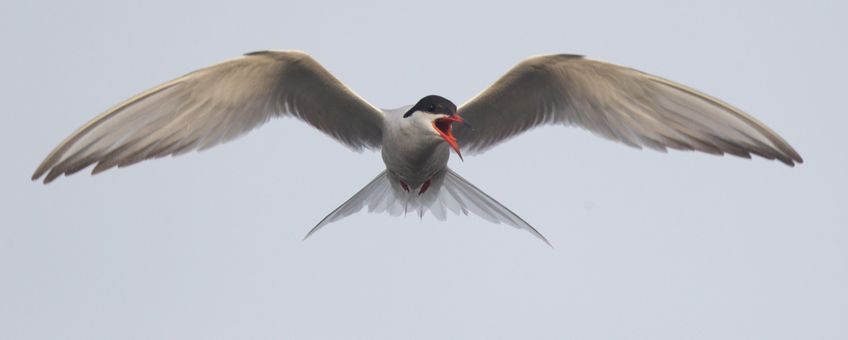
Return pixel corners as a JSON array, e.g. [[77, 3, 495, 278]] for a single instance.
[[427, 104, 436, 112]]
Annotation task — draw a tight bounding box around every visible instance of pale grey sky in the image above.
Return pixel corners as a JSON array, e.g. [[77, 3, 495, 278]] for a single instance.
[[2, 0, 846, 339]]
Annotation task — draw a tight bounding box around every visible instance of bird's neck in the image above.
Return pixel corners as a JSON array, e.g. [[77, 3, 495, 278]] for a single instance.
[[380, 111, 450, 187]]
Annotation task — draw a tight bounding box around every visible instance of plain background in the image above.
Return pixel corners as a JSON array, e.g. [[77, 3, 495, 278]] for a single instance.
[[2, 0, 845, 339]]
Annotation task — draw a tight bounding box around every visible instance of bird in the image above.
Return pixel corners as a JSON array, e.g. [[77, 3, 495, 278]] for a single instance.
[[32, 50, 803, 245]]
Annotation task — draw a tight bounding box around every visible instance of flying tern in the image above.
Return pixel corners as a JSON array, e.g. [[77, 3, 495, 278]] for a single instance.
[[32, 51, 803, 245]]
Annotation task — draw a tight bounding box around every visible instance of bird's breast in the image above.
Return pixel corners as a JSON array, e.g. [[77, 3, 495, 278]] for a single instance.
[[381, 133, 450, 188]]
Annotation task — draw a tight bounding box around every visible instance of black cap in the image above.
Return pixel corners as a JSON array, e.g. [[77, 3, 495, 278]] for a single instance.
[[403, 95, 457, 118]]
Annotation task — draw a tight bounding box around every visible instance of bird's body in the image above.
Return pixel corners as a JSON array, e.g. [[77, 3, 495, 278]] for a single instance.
[[380, 105, 450, 191], [32, 50, 802, 245]]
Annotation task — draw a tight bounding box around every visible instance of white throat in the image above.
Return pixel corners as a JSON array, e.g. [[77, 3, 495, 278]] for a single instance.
[[379, 106, 451, 188]]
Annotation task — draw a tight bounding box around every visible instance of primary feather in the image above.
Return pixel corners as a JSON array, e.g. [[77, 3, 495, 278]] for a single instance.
[[32, 50, 384, 183], [454, 54, 802, 165]]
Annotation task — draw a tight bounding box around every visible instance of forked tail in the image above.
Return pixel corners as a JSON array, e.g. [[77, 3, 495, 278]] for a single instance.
[[304, 168, 551, 246]]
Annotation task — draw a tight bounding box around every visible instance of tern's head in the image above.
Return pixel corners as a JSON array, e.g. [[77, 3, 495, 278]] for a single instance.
[[403, 95, 465, 160]]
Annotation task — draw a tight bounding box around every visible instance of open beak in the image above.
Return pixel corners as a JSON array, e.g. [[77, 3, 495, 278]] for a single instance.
[[433, 114, 465, 161]]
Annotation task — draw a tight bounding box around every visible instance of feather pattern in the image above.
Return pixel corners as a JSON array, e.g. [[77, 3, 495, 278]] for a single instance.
[[453, 54, 802, 165], [32, 50, 384, 183], [305, 169, 550, 246]]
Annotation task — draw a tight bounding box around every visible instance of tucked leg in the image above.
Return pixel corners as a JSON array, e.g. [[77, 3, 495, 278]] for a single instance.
[[418, 179, 431, 195]]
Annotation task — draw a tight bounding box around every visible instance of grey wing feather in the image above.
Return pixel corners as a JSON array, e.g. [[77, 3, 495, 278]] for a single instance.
[[454, 54, 802, 166], [32, 50, 384, 183]]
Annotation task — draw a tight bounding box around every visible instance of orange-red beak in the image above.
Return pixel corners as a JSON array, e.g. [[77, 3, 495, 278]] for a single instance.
[[433, 115, 465, 161]]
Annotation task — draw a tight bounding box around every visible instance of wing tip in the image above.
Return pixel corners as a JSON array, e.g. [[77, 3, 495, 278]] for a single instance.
[[763, 143, 803, 167], [30, 169, 44, 182], [786, 148, 804, 166], [31, 165, 58, 184], [779, 154, 803, 167], [30, 172, 48, 184], [31, 157, 57, 183]]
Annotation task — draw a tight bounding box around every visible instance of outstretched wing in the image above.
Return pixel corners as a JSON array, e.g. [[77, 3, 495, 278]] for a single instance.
[[453, 54, 802, 166], [33, 50, 384, 183]]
